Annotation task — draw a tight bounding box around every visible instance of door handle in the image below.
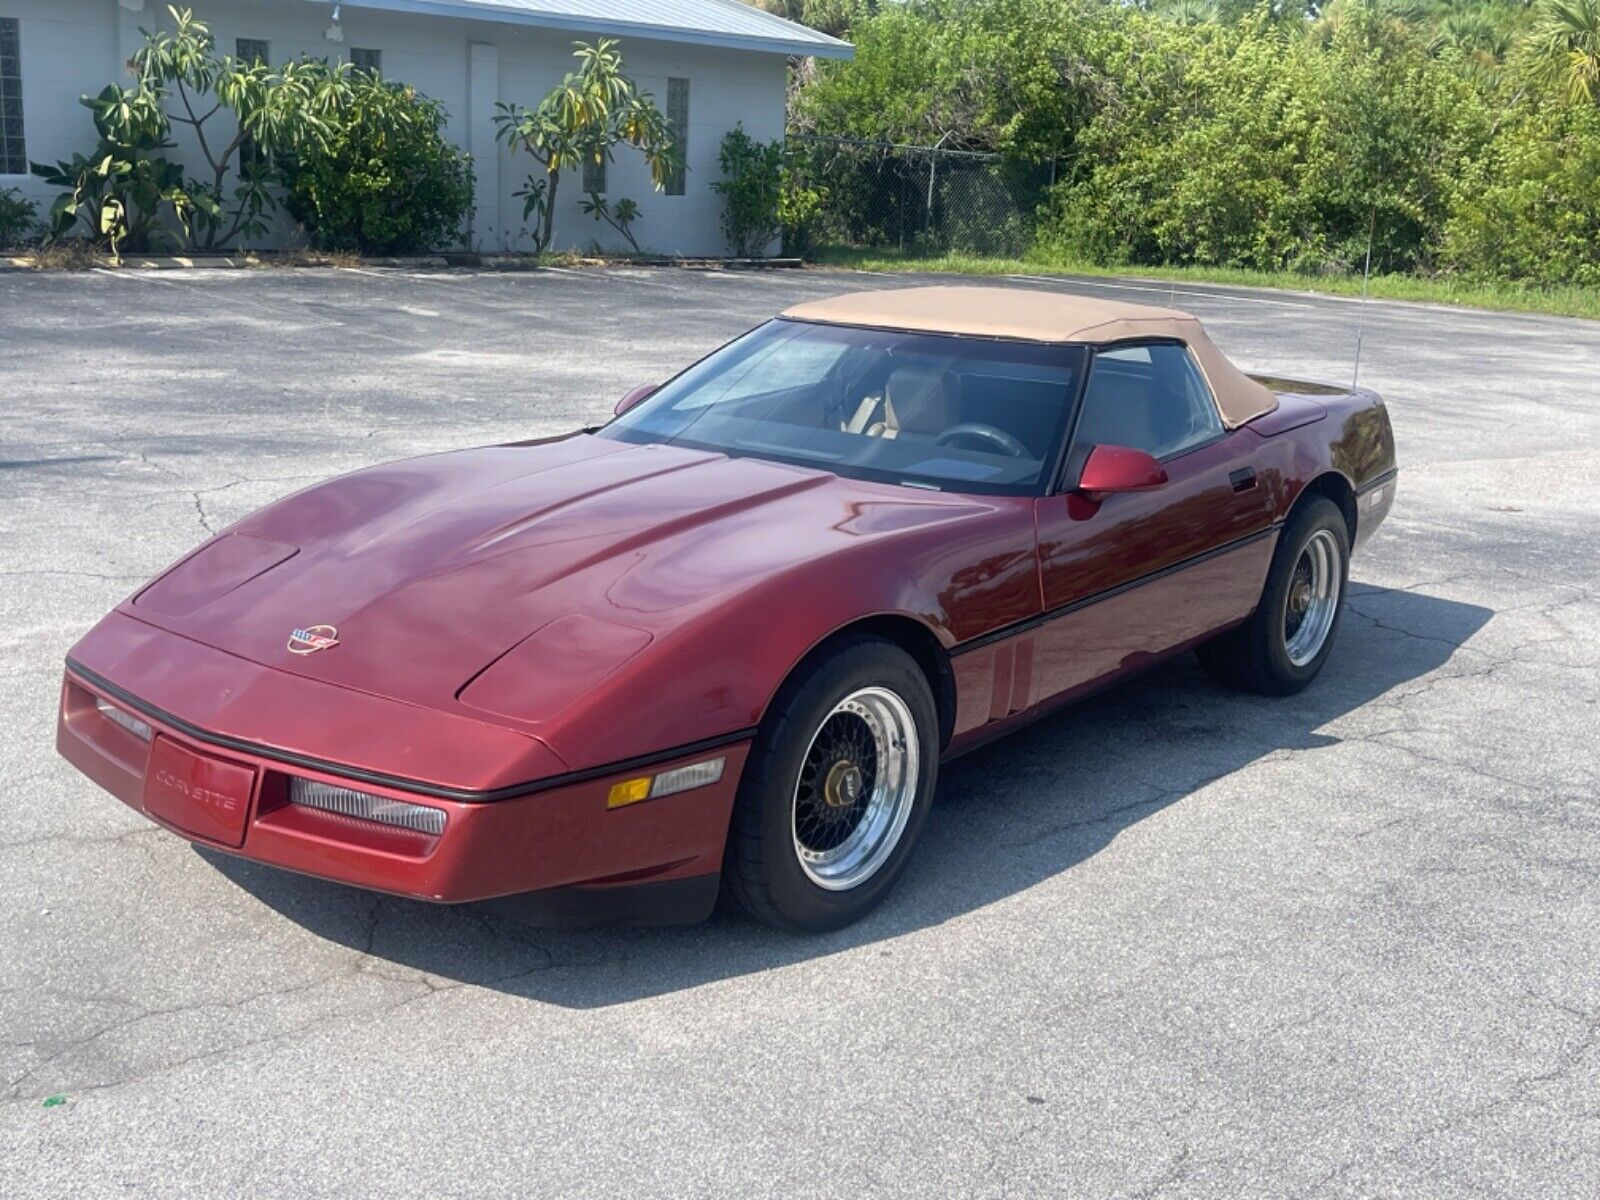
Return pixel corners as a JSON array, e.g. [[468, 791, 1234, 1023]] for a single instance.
[[1229, 468, 1257, 493]]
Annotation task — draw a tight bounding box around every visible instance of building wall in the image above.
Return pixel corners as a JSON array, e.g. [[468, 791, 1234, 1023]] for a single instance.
[[0, 0, 788, 254]]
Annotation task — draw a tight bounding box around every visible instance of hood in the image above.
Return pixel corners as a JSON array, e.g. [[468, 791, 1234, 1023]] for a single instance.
[[123, 434, 993, 718]]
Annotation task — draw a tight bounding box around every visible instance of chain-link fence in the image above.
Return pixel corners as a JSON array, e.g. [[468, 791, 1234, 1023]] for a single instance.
[[787, 134, 1057, 259]]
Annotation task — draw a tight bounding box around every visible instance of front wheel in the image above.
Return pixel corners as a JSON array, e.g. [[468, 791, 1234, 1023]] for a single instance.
[[1198, 495, 1350, 695], [724, 636, 938, 932]]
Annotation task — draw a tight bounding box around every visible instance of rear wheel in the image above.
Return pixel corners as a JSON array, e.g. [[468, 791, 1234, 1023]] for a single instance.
[[724, 636, 938, 932], [1198, 495, 1350, 695]]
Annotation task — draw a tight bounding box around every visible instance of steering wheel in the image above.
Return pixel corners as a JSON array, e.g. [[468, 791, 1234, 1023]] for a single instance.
[[935, 422, 1030, 458]]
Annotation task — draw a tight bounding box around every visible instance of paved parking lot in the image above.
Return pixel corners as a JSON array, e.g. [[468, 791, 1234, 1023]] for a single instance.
[[2, 263, 1597, 1197]]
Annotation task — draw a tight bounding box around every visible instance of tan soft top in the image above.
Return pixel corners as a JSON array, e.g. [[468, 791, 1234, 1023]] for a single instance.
[[782, 286, 1277, 428]]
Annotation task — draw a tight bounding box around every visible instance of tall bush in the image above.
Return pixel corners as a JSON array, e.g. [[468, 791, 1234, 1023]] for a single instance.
[[713, 126, 784, 256], [1443, 98, 1600, 285], [278, 75, 473, 254]]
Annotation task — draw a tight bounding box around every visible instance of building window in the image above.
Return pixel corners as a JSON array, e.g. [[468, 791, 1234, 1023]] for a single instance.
[[350, 47, 381, 75], [665, 77, 688, 196], [582, 151, 606, 195], [235, 37, 269, 65], [235, 40, 270, 172], [0, 18, 25, 176]]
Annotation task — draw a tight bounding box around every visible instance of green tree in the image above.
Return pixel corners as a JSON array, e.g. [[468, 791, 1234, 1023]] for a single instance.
[[1527, 0, 1600, 102], [494, 39, 679, 253], [134, 7, 349, 248]]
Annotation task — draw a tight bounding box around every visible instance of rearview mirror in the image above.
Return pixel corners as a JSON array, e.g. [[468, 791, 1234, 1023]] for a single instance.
[[615, 384, 659, 417], [1076, 444, 1168, 500]]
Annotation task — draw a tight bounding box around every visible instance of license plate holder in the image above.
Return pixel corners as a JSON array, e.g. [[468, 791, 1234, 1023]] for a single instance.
[[142, 736, 256, 848]]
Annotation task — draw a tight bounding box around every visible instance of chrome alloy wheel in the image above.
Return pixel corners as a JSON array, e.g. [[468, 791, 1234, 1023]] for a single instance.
[[792, 686, 920, 891], [1283, 528, 1342, 667]]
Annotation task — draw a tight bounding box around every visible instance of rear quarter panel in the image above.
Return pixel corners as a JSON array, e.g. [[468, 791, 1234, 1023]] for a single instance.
[[1248, 385, 1397, 550]]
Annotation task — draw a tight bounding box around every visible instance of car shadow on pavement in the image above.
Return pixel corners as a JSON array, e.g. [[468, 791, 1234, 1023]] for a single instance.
[[199, 583, 1491, 1009]]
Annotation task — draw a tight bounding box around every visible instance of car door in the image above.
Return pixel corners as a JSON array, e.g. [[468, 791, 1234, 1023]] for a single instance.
[[1030, 341, 1275, 702]]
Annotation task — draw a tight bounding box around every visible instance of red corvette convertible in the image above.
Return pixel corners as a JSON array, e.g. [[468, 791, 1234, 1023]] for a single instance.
[[58, 287, 1396, 931]]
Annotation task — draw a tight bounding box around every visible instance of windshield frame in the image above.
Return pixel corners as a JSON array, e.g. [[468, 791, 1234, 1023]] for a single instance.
[[598, 318, 1091, 498]]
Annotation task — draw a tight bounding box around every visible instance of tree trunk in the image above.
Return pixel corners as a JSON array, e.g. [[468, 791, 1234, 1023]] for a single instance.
[[539, 168, 560, 253]]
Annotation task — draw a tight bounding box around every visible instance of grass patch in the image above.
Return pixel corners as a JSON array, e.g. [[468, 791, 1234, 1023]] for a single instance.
[[7, 243, 107, 270], [811, 247, 1600, 321]]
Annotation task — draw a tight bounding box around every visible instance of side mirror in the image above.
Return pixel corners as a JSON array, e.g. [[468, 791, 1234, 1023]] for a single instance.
[[1076, 444, 1168, 500], [614, 384, 659, 417]]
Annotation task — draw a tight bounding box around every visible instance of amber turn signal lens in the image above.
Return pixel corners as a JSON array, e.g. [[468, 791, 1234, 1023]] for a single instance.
[[606, 758, 726, 809], [607, 777, 653, 809]]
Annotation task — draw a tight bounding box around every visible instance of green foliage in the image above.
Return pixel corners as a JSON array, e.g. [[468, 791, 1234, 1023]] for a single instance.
[[494, 39, 680, 252], [778, 176, 827, 258], [711, 125, 829, 257], [795, 0, 1600, 288], [1444, 99, 1600, 284], [0, 187, 40, 249], [30, 83, 190, 255], [135, 7, 350, 249], [34, 7, 354, 252], [1034, 9, 1494, 272], [1527, 0, 1600, 103], [578, 194, 644, 253], [792, 0, 1124, 159], [278, 75, 473, 254], [712, 126, 785, 256]]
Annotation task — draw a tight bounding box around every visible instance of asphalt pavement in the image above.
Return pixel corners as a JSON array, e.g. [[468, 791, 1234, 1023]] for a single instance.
[[2, 263, 1597, 1197]]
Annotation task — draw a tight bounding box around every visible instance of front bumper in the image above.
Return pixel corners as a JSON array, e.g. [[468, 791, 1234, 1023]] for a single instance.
[[57, 663, 748, 908]]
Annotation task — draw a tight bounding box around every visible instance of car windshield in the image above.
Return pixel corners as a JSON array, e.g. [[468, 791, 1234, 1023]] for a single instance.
[[598, 319, 1086, 495]]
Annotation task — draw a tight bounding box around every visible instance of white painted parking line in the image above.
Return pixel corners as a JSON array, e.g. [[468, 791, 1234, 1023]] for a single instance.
[[1005, 273, 1318, 310]]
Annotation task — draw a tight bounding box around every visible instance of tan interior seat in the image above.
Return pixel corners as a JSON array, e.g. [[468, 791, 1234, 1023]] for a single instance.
[[867, 364, 960, 441]]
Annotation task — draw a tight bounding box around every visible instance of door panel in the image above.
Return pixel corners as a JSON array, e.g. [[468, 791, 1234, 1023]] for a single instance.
[[1032, 429, 1271, 700], [1030, 535, 1274, 703]]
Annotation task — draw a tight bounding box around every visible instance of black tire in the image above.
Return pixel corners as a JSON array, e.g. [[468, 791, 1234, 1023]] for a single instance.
[[1197, 495, 1350, 696], [724, 635, 939, 933]]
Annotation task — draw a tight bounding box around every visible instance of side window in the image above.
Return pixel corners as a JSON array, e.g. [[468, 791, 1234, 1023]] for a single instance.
[[1075, 343, 1223, 460]]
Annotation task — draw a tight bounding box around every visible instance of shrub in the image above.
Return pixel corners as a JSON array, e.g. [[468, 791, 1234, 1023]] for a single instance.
[[279, 75, 474, 254], [30, 84, 190, 255], [713, 125, 784, 256], [1035, 8, 1492, 274], [1443, 98, 1600, 286], [0, 186, 38, 248]]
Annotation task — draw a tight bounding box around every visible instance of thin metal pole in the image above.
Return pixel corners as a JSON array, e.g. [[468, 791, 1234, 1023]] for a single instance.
[[1353, 205, 1376, 390], [926, 132, 951, 239]]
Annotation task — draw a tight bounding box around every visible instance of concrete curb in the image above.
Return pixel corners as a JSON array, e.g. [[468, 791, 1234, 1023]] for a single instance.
[[0, 251, 803, 273]]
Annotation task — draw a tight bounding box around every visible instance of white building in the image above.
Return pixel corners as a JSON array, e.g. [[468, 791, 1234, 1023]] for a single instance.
[[0, 0, 850, 254]]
